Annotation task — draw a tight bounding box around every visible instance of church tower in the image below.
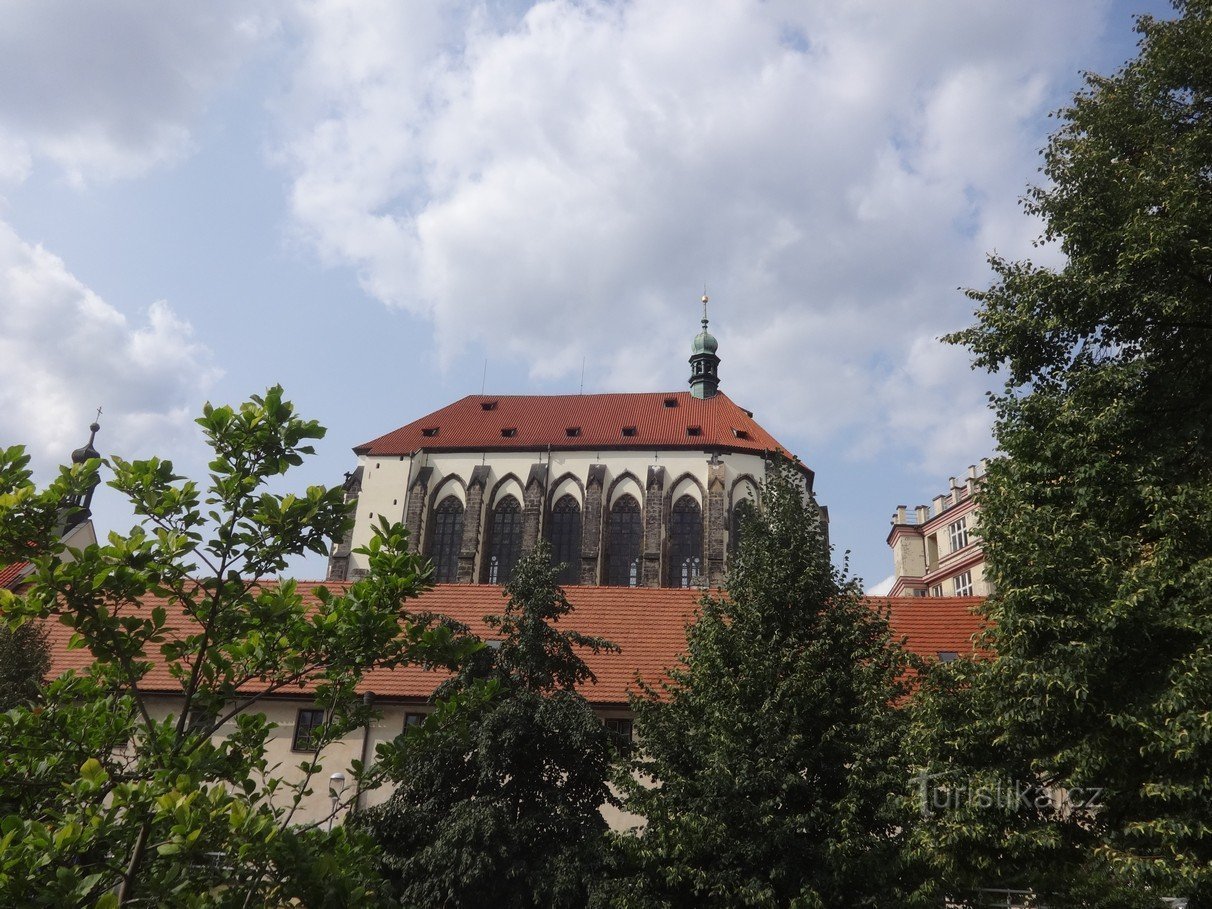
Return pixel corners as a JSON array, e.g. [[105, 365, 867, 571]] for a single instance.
[[689, 294, 720, 399]]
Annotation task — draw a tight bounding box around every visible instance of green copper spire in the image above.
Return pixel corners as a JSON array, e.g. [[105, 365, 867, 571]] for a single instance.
[[689, 294, 720, 399]]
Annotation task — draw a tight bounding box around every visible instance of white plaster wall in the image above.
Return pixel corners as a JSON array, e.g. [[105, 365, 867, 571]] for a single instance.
[[141, 695, 644, 831]]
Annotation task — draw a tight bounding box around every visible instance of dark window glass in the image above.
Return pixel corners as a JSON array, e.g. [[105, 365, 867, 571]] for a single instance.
[[403, 712, 426, 731], [548, 494, 582, 585], [668, 495, 703, 587], [293, 709, 326, 751], [731, 499, 754, 556], [606, 495, 642, 586], [485, 496, 523, 584], [429, 495, 464, 583], [605, 717, 634, 744]]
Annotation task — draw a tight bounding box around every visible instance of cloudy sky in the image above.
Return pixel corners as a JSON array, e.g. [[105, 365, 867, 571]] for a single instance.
[[0, 0, 1169, 588]]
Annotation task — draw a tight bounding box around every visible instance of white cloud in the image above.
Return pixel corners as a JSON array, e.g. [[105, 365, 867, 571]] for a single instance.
[[866, 574, 895, 597], [0, 1, 277, 186], [0, 220, 219, 473], [274, 0, 1110, 468]]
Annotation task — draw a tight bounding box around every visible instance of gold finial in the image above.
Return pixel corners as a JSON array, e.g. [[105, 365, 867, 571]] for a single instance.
[[701, 293, 709, 324]]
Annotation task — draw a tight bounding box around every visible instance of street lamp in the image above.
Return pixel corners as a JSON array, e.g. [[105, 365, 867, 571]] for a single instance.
[[328, 771, 347, 832]]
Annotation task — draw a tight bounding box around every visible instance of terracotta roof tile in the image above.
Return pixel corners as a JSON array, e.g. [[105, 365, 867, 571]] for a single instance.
[[0, 561, 31, 590], [42, 585, 987, 706], [355, 392, 792, 461]]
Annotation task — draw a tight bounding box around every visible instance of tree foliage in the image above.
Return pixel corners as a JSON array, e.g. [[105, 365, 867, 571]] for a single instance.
[[609, 461, 916, 908], [926, 3, 1212, 903], [0, 617, 50, 711], [362, 541, 619, 908], [0, 387, 474, 908]]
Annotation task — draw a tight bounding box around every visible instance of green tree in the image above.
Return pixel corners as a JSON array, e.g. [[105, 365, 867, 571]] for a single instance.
[[0, 620, 50, 711], [609, 461, 916, 908], [922, 3, 1212, 903], [363, 541, 619, 908], [0, 388, 475, 908]]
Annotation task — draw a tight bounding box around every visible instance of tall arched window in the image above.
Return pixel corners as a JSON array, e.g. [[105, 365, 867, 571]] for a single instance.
[[606, 495, 642, 587], [731, 498, 754, 557], [668, 494, 703, 587], [548, 494, 582, 585], [429, 495, 464, 583], [484, 495, 523, 584]]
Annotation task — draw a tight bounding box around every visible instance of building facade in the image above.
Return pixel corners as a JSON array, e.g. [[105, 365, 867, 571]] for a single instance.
[[328, 301, 824, 588], [886, 461, 990, 598]]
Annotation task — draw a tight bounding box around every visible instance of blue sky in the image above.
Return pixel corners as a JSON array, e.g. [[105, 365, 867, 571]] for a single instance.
[[0, 0, 1172, 588]]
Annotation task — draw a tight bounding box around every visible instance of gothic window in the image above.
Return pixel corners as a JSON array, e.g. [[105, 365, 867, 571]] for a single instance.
[[731, 498, 754, 556], [668, 494, 703, 587], [606, 494, 642, 587], [428, 495, 464, 583], [485, 495, 523, 584], [548, 494, 582, 585]]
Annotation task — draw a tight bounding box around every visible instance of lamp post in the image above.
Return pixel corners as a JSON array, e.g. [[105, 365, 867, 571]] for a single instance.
[[328, 771, 346, 832]]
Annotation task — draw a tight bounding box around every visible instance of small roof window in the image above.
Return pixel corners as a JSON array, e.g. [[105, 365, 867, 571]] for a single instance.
[[565, 427, 582, 438], [937, 651, 958, 663], [663, 397, 678, 408], [686, 425, 703, 437], [621, 426, 637, 437], [732, 428, 751, 440], [421, 427, 439, 437], [480, 400, 498, 411], [501, 427, 517, 438]]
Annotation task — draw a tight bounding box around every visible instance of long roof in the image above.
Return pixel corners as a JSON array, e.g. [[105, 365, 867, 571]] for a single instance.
[[355, 392, 791, 460], [43, 584, 987, 706]]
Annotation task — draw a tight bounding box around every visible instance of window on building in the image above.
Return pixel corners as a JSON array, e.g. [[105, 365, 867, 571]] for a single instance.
[[605, 717, 634, 744], [403, 712, 426, 731], [730, 499, 754, 555], [948, 517, 969, 552], [668, 494, 703, 587], [954, 571, 973, 597], [548, 494, 582, 585], [911, 588, 927, 597], [485, 496, 523, 584], [292, 708, 326, 752], [926, 534, 939, 570], [428, 495, 464, 583], [930, 585, 943, 598], [938, 651, 958, 663], [606, 495, 642, 586]]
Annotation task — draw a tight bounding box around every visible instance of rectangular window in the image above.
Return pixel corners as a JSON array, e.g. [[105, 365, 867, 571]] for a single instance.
[[930, 585, 943, 598], [403, 712, 426, 731], [292, 708, 326, 752], [948, 517, 969, 552], [938, 651, 958, 663], [605, 717, 634, 744], [954, 571, 973, 597], [926, 534, 939, 571]]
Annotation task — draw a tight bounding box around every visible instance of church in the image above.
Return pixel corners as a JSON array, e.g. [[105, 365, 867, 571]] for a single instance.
[[327, 296, 826, 589]]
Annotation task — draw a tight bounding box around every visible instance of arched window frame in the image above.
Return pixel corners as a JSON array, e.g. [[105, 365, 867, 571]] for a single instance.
[[428, 495, 464, 583], [668, 494, 704, 587], [605, 494, 642, 587], [548, 493, 582, 585], [484, 495, 523, 584]]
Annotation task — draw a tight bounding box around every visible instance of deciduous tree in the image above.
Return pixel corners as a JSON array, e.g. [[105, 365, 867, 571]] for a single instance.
[[923, 3, 1212, 903], [609, 462, 916, 908], [363, 541, 619, 909], [0, 388, 473, 907]]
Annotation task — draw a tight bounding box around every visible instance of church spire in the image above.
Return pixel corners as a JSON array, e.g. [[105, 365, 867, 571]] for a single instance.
[[62, 409, 102, 533], [689, 294, 720, 399]]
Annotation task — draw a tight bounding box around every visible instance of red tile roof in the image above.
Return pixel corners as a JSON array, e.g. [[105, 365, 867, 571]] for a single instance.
[[355, 392, 792, 461], [0, 561, 31, 590], [42, 585, 987, 705]]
